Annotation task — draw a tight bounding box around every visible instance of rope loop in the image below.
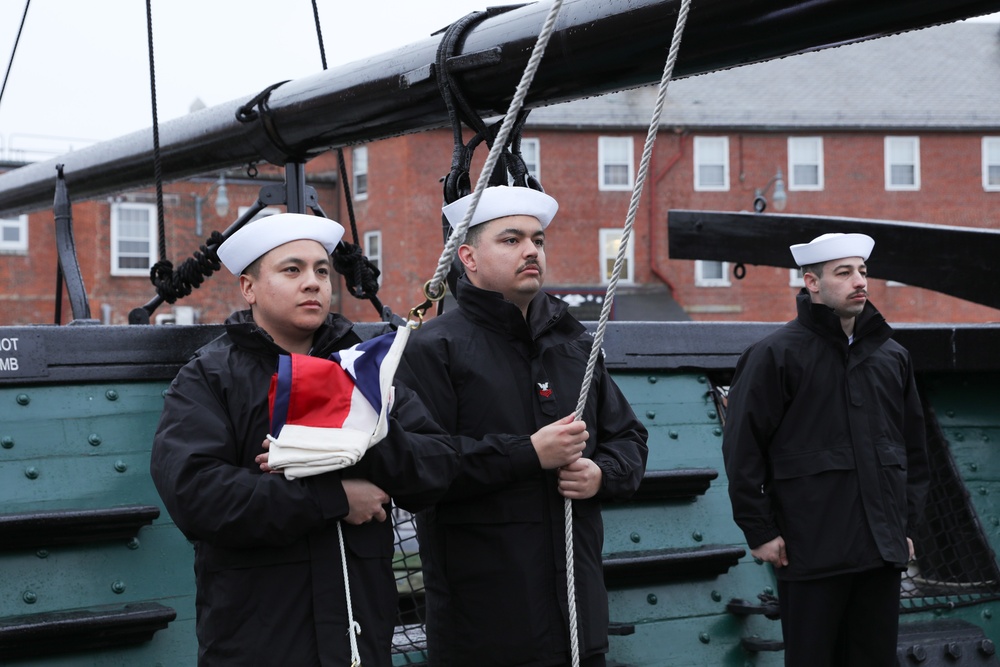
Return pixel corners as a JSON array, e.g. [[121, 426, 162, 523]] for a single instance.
[[148, 230, 224, 304], [332, 241, 382, 299], [235, 80, 290, 123]]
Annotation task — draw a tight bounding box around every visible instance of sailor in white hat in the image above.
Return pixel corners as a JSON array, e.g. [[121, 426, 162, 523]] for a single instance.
[[442, 185, 559, 318], [217, 212, 345, 354], [722, 230, 928, 666], [790, 232, 875, 337], [217, 212, 344, 276]]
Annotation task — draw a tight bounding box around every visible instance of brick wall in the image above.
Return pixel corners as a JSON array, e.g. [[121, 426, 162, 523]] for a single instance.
[[3, 127, 997, 327]]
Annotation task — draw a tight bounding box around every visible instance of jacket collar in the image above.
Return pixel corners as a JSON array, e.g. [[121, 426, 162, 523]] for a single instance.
[[794, 290, 892, 347], [224, 309, 358, 357], [454, 275, 583, 341]]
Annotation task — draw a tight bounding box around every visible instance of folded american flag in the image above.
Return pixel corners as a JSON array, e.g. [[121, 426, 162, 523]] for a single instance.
[[266, 326, 411, 479]]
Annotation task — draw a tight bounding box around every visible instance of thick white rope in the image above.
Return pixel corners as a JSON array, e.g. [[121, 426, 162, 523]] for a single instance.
[[337, 521, 364, 666], [424, 0, 565, 297], [565, 1, 691, 665]]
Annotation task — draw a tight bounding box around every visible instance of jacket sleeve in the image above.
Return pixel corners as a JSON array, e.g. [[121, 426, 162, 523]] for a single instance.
[[722, 344, 785, 549], [150, 355, 350, 549], [396, 338, 543, 500], [347, 382, 464, 513], [901, 353, 930, 537], [590, 355, 649, 501]]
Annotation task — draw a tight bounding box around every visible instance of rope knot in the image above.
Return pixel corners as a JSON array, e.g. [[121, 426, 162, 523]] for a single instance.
[[333, 242, 381, 299]]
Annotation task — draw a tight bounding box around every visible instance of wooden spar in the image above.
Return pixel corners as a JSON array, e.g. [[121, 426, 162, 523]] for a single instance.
[[668, 211, 1000, 310], [0, 0, 999, 217]]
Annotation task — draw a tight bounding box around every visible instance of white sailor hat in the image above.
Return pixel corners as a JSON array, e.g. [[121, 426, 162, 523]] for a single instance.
[[442, 185, 559, 230], [789, 233, 874, 266], [217, 213, 345, 276]]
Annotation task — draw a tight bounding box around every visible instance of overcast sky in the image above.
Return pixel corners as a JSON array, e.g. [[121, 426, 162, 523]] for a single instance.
[[0, 0, 501, 161], [0, 2, 997, 162]]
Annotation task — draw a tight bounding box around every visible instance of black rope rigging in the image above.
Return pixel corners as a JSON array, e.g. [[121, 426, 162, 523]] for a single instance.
[[145, 0, 167, 264], [149, 231, 225, 304], [309, 0, 390, 323], [435, 10, 544, 302], [0, 0, 30, 114]]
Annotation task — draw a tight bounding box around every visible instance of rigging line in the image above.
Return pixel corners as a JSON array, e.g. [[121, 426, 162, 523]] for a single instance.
[[560, 2, 692, 665], [425, 0, 564, 301], [0, 0, 30, 115], [574, 0, 692, 418], [145, 0, 167, 263], [311, 0, 329, 70], [573, 0, 692, 420], [310, 0, 385, 318]]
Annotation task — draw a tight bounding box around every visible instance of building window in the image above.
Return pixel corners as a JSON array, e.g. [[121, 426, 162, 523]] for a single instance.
[[983, 137, 1000, 191], [695, 260, 730, 287], [788, 137, 823, 190], [694, 136, 729, 191], [0, 214, 28, 253], [521, 138, 540, 182], [353, 146, 368, 200], [789, 268, 805, 287], [111, 202, 157, 276], [237, 206, 282, 222], [598, 137, 633, 190], [885, 136, 920, 190], [364, 230, 382, 286], [599, 228, 633, 284]]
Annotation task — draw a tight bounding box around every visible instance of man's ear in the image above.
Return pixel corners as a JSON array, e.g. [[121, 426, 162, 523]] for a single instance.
[[239, 274, 256, 305], [803, 271, 820, 294], [458, 244, 476, 273]]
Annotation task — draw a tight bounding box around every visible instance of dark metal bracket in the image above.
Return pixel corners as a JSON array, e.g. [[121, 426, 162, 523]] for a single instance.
[[0, 505, 160, 551], [0, 601, 176, 660], [631, 468, 719, 501], [603, 545, 745, 586], [52, 165, 96, 325]]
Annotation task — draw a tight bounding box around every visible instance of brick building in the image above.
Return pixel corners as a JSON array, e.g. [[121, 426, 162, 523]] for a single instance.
[[340, 21, 1000, 325], [2, 21, 999, 326]]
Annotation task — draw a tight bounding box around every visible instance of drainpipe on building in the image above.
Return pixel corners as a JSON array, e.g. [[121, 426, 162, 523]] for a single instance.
[[648, 130, 685, 296]]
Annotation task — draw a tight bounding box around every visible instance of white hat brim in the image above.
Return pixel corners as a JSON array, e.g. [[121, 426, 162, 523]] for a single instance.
[[217, 213, 345, 275], [442, 185, 558, 230], [790, 233, 874, 266]]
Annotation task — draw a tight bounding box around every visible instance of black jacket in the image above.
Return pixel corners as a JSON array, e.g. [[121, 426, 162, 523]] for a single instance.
[[398, 278, 649, 666], [722, 292, 929, 581], [150, 310, 461, 666]]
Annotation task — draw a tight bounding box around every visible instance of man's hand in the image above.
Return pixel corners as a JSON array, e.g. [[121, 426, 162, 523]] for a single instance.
[[751, 536, 788, 568], [342, 479, 389, 525], [255, 437, 275, 473], [531, 414, 587, 469], [907, 537, 915, 562], [557, 458, 602, 499]]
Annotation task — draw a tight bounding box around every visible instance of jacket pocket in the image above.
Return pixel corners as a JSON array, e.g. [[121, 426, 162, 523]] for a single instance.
[[771, 446, 855, 480], [875, 441, 908, 470]]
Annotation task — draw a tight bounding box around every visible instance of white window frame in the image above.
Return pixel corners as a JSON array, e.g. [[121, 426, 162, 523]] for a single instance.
[[789, 268, 805, 287], [884, 136, 920, 191], [0, 214, 28, 253], [521, 138, 540, 182], [237, 205, 282, 222], [693, 136, 730, 191], [788, 137, 824, 191], [364, 230, 383, 287], [982, 137, 1000, 191], [353, 146, 368, 200], [599, 228, 634, 284], [110, 202, 158, 277], [598, 136, 633, 191], [695, 260, 731, 287]]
